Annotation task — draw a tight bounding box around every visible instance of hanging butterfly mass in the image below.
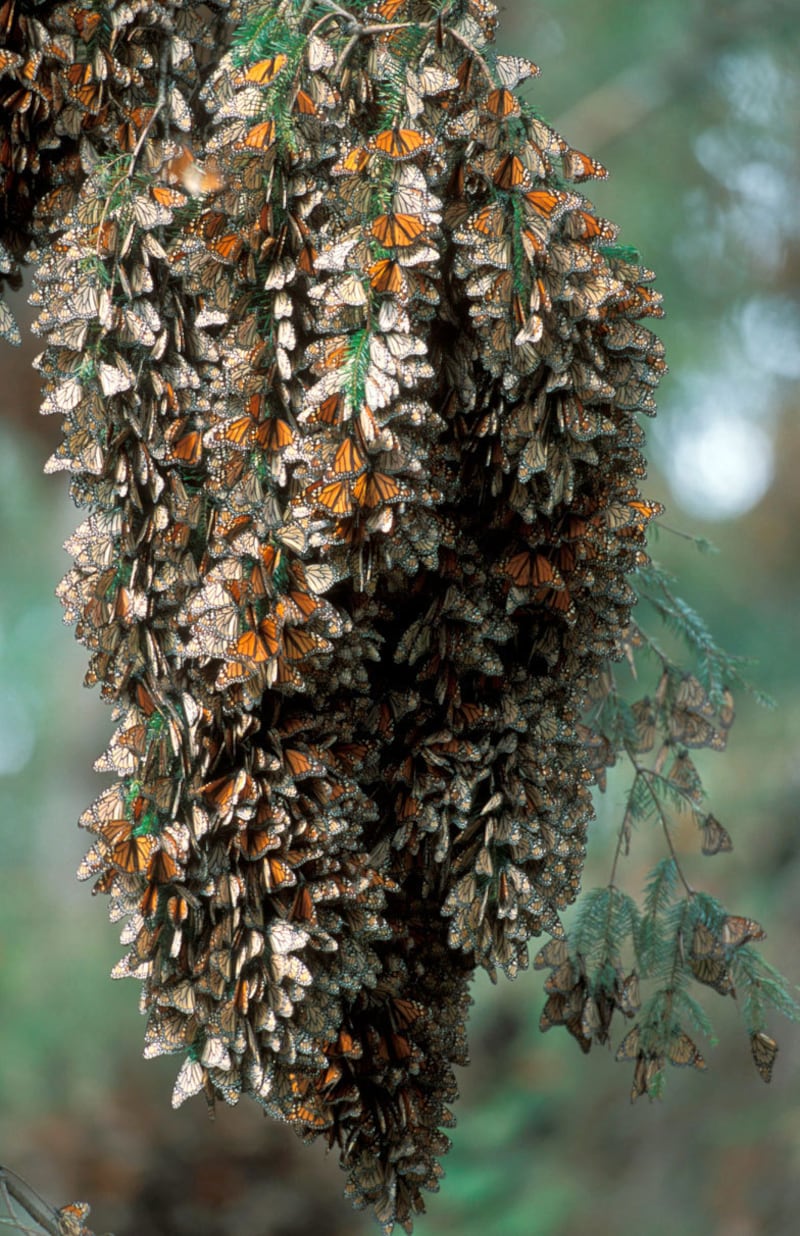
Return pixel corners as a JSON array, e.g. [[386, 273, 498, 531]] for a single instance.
[[4, 0, 768, 1232]]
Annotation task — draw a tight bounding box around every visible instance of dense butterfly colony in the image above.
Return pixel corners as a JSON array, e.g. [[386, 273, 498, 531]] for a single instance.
[[2, 0, 790, 1230]]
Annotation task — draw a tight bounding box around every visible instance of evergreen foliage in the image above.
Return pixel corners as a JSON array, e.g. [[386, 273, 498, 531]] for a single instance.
[[0, 0, 796, 1231]]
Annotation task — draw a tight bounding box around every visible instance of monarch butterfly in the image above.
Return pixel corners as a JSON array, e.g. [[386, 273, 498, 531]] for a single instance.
[[264, 417, 296, 453], [284, 747, 317, 778], [166, 427, 203, 465], [144, 1007, 190, 1058], [205, 231, 244, 264], [370, 128, 433, 160], [502, 550, 556, 588], [80, 784, 128, 832], [261, 853, 296, 891], [243, 119, 275, 150], [560, 394, 613, 440], [369, 258, 406, 297], [617, 972, 641, 1017], [578, 275, 626, 321], [630, 1054, 664, 1102], [165, 144, 224, 196], [750, 1031, 778, 1083], [200, 1037, 231, 1071], [717, 687, 735, 730], [720, 915, 765, 949], [307, 33, 335, 71], [268, 919, 308, 956], [669, 709, 726, 752], [315, 272, 367, 308], [492, 153, 530, 191], [544, 958, 578, 994], [273, 1071, 331, 1130], [297, 241, 317, 274], [147, 848, 181, 884], [533, 937, 570, 970], [472, 237, 513, 272], [209, 1065, 242, 1108], [689, 929, 735, 996], [294, 89, 317, 115], [353, 471, 402, 508], [312, 479, 353, 516], [628, 497, 665, 524], [495, 54, 540, 88], [171, 1055, 207, 1108], [96, 362, 132, 397], [561, 147, 608, 182], [566, 209, 619, 244], [244, 54, 288, 85], [308, 336, 350, 372], [64, 59, 93, 89], [667, 1031, 707, 1070], [701, 813, 733, 856], [70, 7, 103, 40], [282, 627, 328, 661], [371, 213, 426, 248], [0, 48, 23, 78], [602, 498, 658, 533], [151, 184, 187, 210], [238, 820, 281, 861], [614, 1025, 641, 1061], [332, 144, 371, 175], [200, 769, 254, 814], [332, 437, 367, 478], [72, 77, 104, 112], [630, 697, 656, 753], [109, 833, 157, 874], [616, 283, 664, 318], [375, 0, 406, 17], [468, 203, 506, 239], [484, 87, 519, 118], [326, 1028, 361, 1067], [232, 614, 279, 664]]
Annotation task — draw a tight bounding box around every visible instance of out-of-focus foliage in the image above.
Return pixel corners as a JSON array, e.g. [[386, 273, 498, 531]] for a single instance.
[[1, 0, 798, 1234]]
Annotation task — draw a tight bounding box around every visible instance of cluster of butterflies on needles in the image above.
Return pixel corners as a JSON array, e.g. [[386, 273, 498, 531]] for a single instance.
[[0, 0, 785, 1231]]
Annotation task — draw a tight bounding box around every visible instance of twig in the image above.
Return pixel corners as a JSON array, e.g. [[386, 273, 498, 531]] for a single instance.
[[624, 741, 694, 896]]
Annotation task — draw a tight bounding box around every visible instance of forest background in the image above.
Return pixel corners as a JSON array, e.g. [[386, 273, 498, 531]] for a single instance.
[[1, 0, 798, 1232]]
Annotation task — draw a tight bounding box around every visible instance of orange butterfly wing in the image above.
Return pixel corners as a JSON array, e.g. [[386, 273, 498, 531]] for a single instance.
[[244, 54, 288, 85], [371, 213, 426, 247]]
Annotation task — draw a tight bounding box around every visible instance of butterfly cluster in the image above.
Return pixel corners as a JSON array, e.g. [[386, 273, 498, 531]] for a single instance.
[[3, 0, 681, 1229]]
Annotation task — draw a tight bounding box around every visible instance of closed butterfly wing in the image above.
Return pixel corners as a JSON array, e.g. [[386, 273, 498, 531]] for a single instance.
[[495, 54, 540, 88], [701, 814, 733, 856], [484, 87, 519, 118], [561, 147, 608, 182], [720, 915, 766, 950], [750, 1031, 778, 1083], [533, 937, 570, 970], [689, 954, 735, 997], [667, 1031, 707, 1070], [171, 1056, 207, 1108]]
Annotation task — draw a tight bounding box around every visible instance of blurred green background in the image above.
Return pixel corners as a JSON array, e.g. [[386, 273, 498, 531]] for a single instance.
[[1, 0, 799, 1232]]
